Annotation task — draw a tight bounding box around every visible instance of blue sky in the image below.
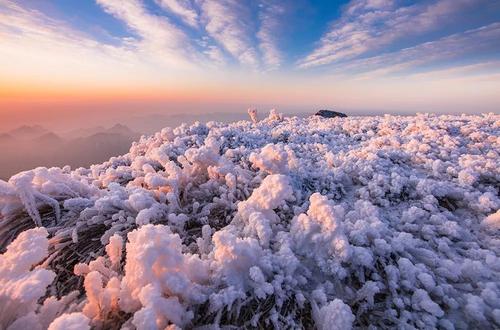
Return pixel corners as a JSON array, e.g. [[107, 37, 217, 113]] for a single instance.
[[26, 0, 350, 64], [1, 0, 500, 117], [10, 0, 500, 71]]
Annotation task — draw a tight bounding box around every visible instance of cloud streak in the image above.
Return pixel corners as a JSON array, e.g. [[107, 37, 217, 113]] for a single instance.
[[297, 0, 487, 68], [198, 0, 260, 67], [1, 0, 287, 72], [257, 1, 285, 69], [96, 0, 199, 68], [155, 0, 199, 28], [329, 22, 500, 78], [0, 0, 137, 78]]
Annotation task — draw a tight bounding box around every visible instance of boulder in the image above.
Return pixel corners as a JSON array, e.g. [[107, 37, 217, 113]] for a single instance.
[[314, 110, 347, 118]]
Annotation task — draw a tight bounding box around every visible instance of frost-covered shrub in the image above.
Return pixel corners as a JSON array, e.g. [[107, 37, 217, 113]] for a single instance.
[[267, 108, 283, 121], [0, 113, 499, 329], [0, 228, 81, 330], [247, 108, 258, 124], [250, 144, 292, 174], [0, 228, 55, 328]]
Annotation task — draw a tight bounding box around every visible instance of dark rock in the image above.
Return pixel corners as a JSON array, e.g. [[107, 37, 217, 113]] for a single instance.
[[314, 110, 347, 118]]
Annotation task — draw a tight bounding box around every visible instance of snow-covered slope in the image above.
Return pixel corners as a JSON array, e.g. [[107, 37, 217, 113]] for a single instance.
[[0, 112, 499, 329]]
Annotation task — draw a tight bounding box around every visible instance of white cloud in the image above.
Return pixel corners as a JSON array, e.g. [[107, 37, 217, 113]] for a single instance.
[[329, 23, 500, 78], [297, 0, 486, 68], [0, 0, 285, 72], [155, 0, 199, 28], [0, 1, 135, 78], [407, 61, 500, 81], [96, 0, 199, 68], [198, 0, 259, 67], [203, 45, 226, 65], [257, 1, 284, 69], [0, 0, 208, 90]]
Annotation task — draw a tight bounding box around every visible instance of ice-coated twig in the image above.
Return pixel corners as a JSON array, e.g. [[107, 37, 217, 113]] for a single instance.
[[247, 108, 258, 124]]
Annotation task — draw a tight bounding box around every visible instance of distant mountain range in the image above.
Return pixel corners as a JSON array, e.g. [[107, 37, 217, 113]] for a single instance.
[[123, 112, 251, 134], [0, 112, 315, 180], [0, 124, 140, 180], [8, 124, 49, 139], [0, 113, 254, 180]]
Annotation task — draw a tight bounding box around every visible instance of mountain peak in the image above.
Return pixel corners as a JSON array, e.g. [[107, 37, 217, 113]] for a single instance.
[[107, 123, 133, 135], [8, 125, 48, 139], [37, 132, 63, 143]]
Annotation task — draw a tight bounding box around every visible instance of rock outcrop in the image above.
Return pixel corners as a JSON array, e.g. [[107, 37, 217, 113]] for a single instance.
[[314, 110, 347, 118]]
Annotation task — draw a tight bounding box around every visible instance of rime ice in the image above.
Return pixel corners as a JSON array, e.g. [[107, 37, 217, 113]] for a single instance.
[[0, 113, 499, 328]]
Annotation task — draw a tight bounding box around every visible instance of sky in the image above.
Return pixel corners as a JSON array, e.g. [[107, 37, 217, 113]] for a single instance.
[[1, 0, 500, 129]]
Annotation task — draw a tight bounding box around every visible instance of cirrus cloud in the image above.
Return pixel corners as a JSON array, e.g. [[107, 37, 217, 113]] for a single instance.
[[297, 0, 489, 68]]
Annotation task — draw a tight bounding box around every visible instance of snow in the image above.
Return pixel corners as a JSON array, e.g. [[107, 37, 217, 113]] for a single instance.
[[126, 225, 206, 289], [0, 228, 55, 329], [48, 313, 90, 330], [247, 108, 258, 124], [249, 143, 291, 174], [0, 112, 499, 328], [313, 298, 354, 330], [482, 209, 500, 230], [105, 234, 123, 269], [291, 192, 350, 265], [267, 108, 283, 121]]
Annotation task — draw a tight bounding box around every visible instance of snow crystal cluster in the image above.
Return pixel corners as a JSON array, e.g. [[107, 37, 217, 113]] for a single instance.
[[0, 111, 499, 329]]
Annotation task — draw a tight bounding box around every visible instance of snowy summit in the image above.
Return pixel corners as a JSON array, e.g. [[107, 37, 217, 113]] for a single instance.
[[0, 111, 499, 329]]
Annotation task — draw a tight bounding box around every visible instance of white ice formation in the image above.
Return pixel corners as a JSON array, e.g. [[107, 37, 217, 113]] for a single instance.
[[0, 112, 499, 329]]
